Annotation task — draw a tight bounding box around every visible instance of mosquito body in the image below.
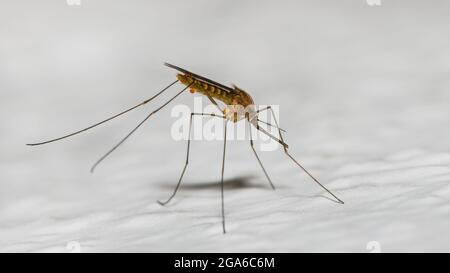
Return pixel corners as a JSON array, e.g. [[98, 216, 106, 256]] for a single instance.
[[28, 63, 344, 234], [167, 63, 257, 124]]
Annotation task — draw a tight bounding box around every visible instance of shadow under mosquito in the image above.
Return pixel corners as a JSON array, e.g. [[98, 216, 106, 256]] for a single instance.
[[157, 175, 271, 191]]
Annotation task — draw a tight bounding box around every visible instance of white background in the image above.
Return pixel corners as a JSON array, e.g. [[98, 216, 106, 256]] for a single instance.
[[1, 0, 450, 252]]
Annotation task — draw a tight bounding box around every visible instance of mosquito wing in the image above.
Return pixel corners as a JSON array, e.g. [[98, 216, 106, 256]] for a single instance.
[[164, 63, 234, 93]]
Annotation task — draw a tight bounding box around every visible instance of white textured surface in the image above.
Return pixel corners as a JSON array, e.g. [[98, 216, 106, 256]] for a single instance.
[[1, 0, 450, 252]]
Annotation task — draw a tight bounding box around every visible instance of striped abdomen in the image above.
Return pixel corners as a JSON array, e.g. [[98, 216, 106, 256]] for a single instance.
[[177, 73, 234, 105], [176, 73, 255, 108]]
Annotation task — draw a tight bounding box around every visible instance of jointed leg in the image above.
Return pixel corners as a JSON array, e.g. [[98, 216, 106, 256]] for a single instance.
[[206, 95, 224, 114], [90, 83, 191, 173], [221, 121, 228, 234], [254, 124, 289, 150], [256, 106, 286, 142], [257, 118, 286, 133], [256, 106, 344, 204], [158, 112, 225, 205], [247, 119, 275, 190]]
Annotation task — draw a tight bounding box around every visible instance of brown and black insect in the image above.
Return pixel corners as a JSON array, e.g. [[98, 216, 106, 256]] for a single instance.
[[28, 63, 344, 233]]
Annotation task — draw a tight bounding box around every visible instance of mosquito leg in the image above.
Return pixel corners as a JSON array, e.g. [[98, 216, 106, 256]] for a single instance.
[[284, 150, 344, 204], [90, 83, 192, 173], [206, 95, 224, 113], [254, 124, 289, 150], [256, 106, 287, 134], [257, 118, 286, 133], [157, 113, 225, 206], [265, 106, 287, 146], [247, 119, 275, 190], [257, 106, 344, 204], [221, 120, 228, 234], [27, 80, 179, 146]]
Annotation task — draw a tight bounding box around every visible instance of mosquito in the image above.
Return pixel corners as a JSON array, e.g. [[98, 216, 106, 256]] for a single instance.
[[27, 63, 344, 233]]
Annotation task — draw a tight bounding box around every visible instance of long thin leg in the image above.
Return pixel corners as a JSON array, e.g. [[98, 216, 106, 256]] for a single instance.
[[257, 106, 287, 146], [247, 119, 275, 190], [257, 118, 286, 133], [27, 80, 179, 146], [256, 106, 344, 204], [221, 121, 228, 234], [284, 151, 344, 204], [90, 83, 192, 173], [206, 95, 224, 113], [256, 106, 271, 114], [157, 112, 225, 205], [254, 124, 289, 150]]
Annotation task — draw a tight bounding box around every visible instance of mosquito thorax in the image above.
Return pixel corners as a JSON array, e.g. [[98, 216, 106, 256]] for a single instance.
[[223, 104, 257, 123]]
